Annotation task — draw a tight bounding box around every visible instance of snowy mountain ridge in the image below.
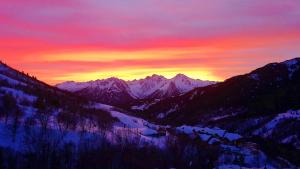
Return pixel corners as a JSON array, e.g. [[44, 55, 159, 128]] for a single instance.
[[56, 74, 215, 100]]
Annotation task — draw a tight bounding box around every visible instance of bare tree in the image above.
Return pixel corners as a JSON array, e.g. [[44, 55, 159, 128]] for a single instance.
[[35, 96, 52, 132], [10, 107, 23, 142]]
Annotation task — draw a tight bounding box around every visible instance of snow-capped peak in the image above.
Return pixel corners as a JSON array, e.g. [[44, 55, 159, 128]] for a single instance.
[[172, 73, 189, 80], [146, 74, 165, 79], [170, 74, 215, 93], [127, 75, 168, 98]]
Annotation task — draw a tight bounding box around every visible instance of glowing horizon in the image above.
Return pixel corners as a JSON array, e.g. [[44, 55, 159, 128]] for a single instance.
[[1, 0, 300, 84]]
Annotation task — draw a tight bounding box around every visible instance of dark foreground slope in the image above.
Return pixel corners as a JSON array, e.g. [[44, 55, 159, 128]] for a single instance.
[[143, 58, 300, 148], [0, 61, 115, 127]]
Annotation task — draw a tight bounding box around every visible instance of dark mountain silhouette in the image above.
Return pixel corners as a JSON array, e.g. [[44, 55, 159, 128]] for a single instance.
[[142, 58, 300, 148]]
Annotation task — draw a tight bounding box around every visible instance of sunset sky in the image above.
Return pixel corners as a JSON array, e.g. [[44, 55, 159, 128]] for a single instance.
[[1, 0, 300, 84]]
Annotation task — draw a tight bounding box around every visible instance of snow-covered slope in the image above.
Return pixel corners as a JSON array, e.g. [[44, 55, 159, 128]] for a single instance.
[[94, 103, 165, 138], [0, 61, 120, 147]]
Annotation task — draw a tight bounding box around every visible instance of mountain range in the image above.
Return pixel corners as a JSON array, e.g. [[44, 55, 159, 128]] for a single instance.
[[56, 74, 215, 107]]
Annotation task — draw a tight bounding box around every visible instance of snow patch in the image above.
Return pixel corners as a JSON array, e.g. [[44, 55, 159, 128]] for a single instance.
[[0, 74, 26, 86], [253, 109, 300, 137], [249, 73, 259, 80], [94, 103, 166, 139], [284, 59, 300, 78], [0, 87, 37, 103], [211, 114, 235, 121], [157, 105, 178, 119], [131, 104, 148, 111], [176, 125, 242, 142]]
